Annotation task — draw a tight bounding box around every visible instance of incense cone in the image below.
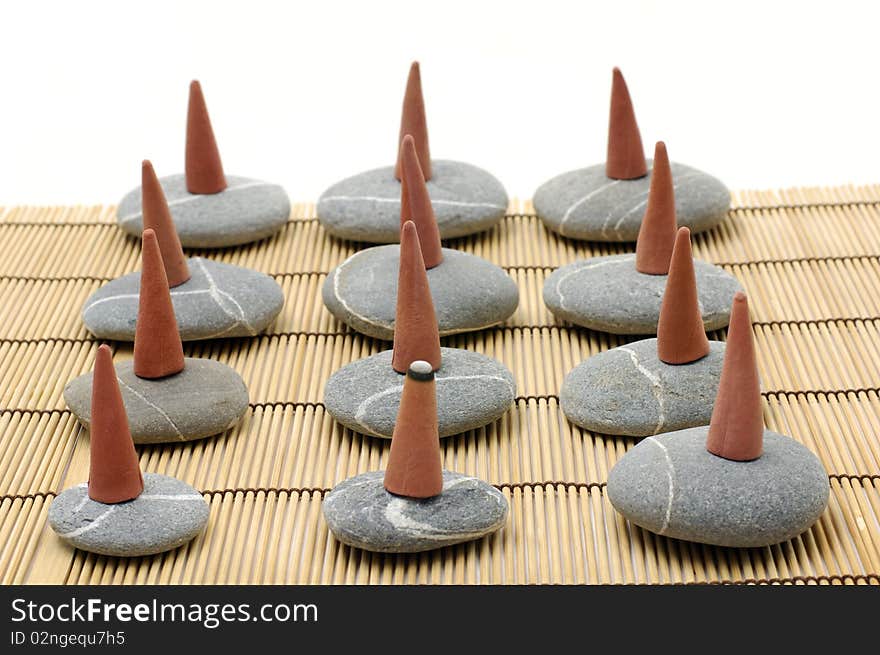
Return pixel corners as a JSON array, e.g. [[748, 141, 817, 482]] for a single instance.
[[399, 134, 443, 268], [391, 221, 442, 373], [394, 62, 431, 181], [606, 67, 647, 180], [185, 80, 227, 194], [383, 361, 444, 498], [141, 160, 190, 287], [88, 345, 144, 503], [705, 292, 763, 461], [133, 229, 185, 379], [635, 142, 677, 274], [657, 227, 710, 364]]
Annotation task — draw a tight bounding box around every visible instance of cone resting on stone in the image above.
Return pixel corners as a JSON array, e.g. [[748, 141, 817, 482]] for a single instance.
[[185, 80, 227, 194], [88, 345, 144, 503], [394, 62, 431, 181], [141, 160, 190, 287], [606, 67, 647, 180], [391, 221, 442, 373], [383, 361, 443, 498], [399, 134, 442, 269], [635, 142, 677, 275], [133, 229, 186, 380], [705, 292, 764, 461]]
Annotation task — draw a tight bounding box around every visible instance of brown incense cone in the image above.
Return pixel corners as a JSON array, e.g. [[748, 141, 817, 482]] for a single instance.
[[88, 345, 144, 503], [705, 292, 764, 461], [606, 67, 648, 180], [383, 361, 444, 498], [391, 221, 442, 373], [133, 229, 185, 379], [657, 227, 710, 364], [141, 160, 190, 287], [399, 134, 443, 269], [185, 80, 227, 194], [394, 62, 431, 181], [635, 142, 677, 274]]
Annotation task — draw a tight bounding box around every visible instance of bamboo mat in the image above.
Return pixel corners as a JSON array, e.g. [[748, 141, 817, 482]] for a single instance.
[[1, 184, 880, 586]]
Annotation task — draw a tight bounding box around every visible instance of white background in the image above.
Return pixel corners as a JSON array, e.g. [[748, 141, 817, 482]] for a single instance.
[[1, 0, 877, 205]]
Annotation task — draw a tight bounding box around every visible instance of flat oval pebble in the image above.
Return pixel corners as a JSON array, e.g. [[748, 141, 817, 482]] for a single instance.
[[82, 257, 284, 341], [117, 174, 290, 248], [317, 160, 508, 242], [64, 358, 249, 444], [543, 253, 741, 334], [562, 339, 725, 437], [324, 347, 515, 439], [607, 428, 829, 547], [322, 470, 508, 553], [323, 247, 518, 340], [534, 160, 730, 241], [48, 473, 209, 557]]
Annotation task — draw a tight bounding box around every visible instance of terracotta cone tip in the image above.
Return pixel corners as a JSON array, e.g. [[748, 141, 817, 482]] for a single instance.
[[705, 292, 764, 461], [133, 229, 185, 380], [383, 360, 444, 499], [606, 67, 648, 180], [392, 221, 442, 374], [394, 61, 431, 181], [141, 160, 190, 287], [399, 134, 443, 268], [635, 142, 677, 274], [88, 345, 144, 503], [185, 80, 227, 194], [657, 227, 710, 364]]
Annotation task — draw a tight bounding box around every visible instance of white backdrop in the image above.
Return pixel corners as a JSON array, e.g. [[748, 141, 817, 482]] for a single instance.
[[1, 0, 878, 204]]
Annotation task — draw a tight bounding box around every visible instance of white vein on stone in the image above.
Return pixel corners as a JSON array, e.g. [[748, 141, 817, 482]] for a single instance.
[[599, 172, 702, 239], [646, 437, 676, 535], [119, 181, 275, 224], [558, 180, 622, 236], [383, 476, 481, 539], [554, 256, 633, 312], [353, 374, 516, 435], [319, 195, 505, 210], [116, 376, 185, 440], [618, 346, 666, 435], [58, 506, 117, 538], [194, 258, 257, 335], [331, 250, 392, 331]]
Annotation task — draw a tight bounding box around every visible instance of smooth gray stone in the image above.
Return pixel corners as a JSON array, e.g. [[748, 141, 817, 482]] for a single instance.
[[324, 347, 515, 439], [82, 257, 284, 341], [607, 428, 829, 547], [534, 160, 730, 241], [562, 339, 725, 437], [117, 174, 290, 248], [48, 473, 209, 557], [322, 470, 508, 553], [543, 253, 742, 334], [64, 358, 249, 444], [323, 246, 519, 340], [317, 160, 508, 242]]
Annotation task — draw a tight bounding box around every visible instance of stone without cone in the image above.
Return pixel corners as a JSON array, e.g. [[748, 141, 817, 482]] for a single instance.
[[133, 229, 186, 379], [705, 292, 764, 461], [606, 67, 648, 180], [185, 80, 227, 194], [657, 227, 710, 364], [141, 160, 190, 287], [383, 361, 444, 498], [391, 221, 442, 373], [399, 134, 443, 269], [394, 62, 431, 181], [635, 142, 677, 274], [88, 345, 144, 503]]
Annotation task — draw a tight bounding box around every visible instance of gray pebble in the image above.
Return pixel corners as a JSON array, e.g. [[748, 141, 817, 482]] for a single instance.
[[322, 470, 508, 553], [534, 160, 730, 241], [562, 339, 725, 437], [323, 246, 518, 340], [64, 358, 249, 444], [543, 253, 741, 334], [82, 257, 284, 341], [317, 160, 508, 242], [324, 347, 515, 439], [48, 473, 209, 557], [607, 428, 829, 547], [117, 174, 290, 248]]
